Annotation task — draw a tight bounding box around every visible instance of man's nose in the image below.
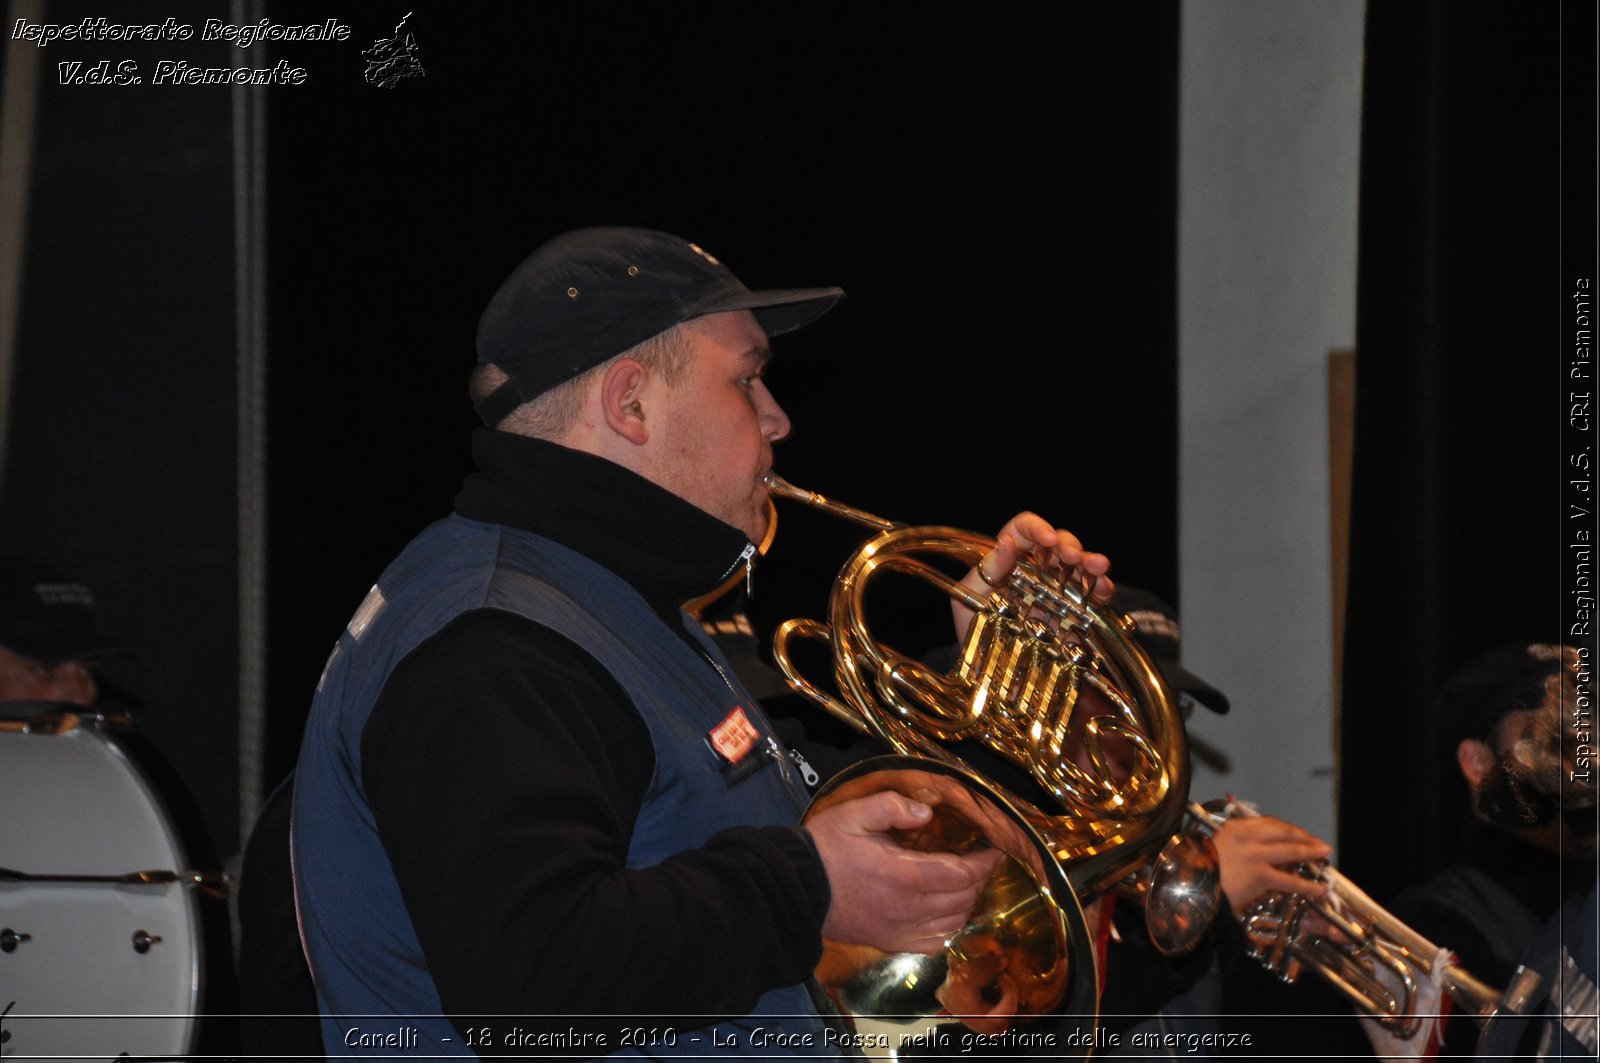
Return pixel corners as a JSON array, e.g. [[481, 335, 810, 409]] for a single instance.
[[759, 384, 791, 442]]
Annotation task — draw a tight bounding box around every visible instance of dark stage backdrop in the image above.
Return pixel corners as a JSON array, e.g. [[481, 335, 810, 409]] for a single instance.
[[261, 4, 1182, 793], [1342, 0, 1598, 902], [0, 0, 241, 853]]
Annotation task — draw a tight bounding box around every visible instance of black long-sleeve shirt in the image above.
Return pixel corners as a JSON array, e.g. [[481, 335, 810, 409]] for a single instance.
[[358, 430, 830, 1041], [1391, 817, 1590, 989]]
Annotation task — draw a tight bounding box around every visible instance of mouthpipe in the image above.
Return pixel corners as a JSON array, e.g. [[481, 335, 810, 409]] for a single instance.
[[763, 473, 900, 534]]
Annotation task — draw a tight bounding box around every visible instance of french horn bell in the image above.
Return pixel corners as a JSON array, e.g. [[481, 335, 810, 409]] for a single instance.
[[764, 475, 1220, 1051]]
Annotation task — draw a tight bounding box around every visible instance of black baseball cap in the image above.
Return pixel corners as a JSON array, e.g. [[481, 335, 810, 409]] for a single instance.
[[474, 226, 845, 426], [1114, 585, 1230, 715], [0, 557, 115, 664]]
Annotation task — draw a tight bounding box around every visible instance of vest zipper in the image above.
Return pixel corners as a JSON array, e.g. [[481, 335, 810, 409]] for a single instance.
[[779, 741, 819, 788], [699, 648, 821, 790]]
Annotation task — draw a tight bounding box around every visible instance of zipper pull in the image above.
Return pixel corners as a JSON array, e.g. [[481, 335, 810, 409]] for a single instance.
[[785, 745, 820, 788], [764, 734, 819, 788], [762, 735, 792, 783], [740, 542, 757, 596]]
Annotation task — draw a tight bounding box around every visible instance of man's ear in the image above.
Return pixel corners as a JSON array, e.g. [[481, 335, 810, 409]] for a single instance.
[[599, 358, 650, 445], [1457, 738, 1496, 788]]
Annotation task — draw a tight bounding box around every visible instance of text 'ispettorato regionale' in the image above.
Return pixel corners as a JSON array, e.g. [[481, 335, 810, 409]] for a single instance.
[[10, 17, 352, 85]]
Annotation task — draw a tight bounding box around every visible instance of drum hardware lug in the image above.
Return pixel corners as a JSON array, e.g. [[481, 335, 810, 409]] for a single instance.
[[0, 927, 30, 952], [131, 929, 162, 954]]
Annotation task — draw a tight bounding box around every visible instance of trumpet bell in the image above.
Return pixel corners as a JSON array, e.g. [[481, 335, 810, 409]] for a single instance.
[[1141, 831, 1222, 958], [806, 757, 1100, 1055]]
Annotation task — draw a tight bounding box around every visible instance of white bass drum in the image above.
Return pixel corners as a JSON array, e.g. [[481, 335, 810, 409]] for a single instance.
[[0, 707, 224, 1061]]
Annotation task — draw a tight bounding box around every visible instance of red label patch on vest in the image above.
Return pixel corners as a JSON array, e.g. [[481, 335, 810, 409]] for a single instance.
[[708, 707, 760, 764]]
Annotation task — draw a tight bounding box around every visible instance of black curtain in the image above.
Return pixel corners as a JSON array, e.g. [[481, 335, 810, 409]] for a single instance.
[[260, 3, 1182, 795], [1341, 0, 1596, 901], [0, 0, 242, 853]]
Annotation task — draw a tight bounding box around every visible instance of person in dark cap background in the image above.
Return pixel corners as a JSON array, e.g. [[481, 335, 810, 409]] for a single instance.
[[1113, 587, 1339, 925], [0, 556, 111, 706], [1068, 587, 1365, 1056], [290, 226, 1116, 1058]]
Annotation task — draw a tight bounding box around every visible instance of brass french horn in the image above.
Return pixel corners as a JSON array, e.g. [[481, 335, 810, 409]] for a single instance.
[[764, 475, 1217, 1051]]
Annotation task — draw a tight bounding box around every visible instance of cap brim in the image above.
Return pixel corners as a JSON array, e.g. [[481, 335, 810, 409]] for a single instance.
[[1153, 658, 1230, 714], [717, 286, 846, 337]]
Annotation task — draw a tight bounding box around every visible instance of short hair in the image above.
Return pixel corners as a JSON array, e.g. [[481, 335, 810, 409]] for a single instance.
[[1437, 642, 1576, 754], [468, 322, 694, 439]]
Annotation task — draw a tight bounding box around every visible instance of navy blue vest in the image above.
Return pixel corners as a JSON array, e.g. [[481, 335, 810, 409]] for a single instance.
[[293, 515, 837, 1058]]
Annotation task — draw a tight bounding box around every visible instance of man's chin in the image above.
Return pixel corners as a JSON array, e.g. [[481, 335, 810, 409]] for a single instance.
[[744, 508, 771, 546]]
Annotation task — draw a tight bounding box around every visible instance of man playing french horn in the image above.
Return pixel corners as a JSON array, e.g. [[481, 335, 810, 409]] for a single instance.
[[290, 226, 1347, 1061], [290, 227, 1132, 1059]]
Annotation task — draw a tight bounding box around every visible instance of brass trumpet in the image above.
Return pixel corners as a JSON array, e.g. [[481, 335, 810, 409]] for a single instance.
[[1192, 800, 1501, 1039], [764, 475, 1218, 1041]]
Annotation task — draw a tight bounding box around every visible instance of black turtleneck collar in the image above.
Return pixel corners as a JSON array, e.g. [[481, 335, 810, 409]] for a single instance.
[[454, 429, 755, 623]]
